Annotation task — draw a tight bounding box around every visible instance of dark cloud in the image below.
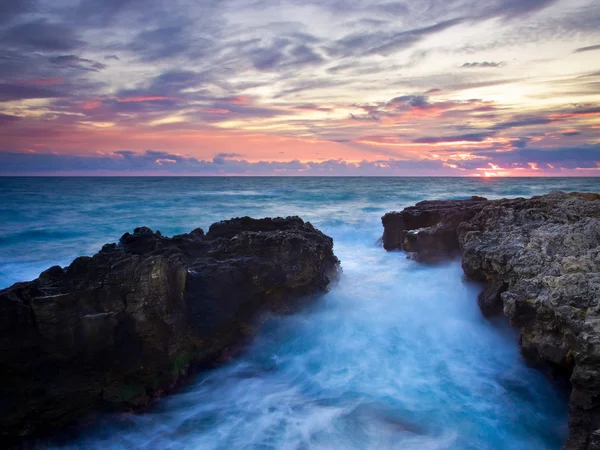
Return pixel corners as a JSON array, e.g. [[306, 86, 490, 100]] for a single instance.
[[347, 94, 498, 124], [0, 0, 36, 25], [329, 18, 464, 58], [104, 55, 119, 60], [213, 153, 245, 164], [125, 25, 206, 62], [2, 145, 597, 175], [250, 45, 286, 70], [0, 150, 454, 175], [470, 145, 600, 170], [483, 0, 558, 20], [68, 0, 140, 27], [389, 94, 431, 109], [375, 2, 410, 15], [492, 115, 555, 130], [570, 106, 600, 116], [561, 130, 581, 136], [349, 113, 381, 122], [462, 61, 503, 68], [0, 82, 64, 101], [49, 55, 107, 71], [511, 137, 531, 148], [413, 132, 494, 143], [248, 36, 325, 72], [294, 104, 333, 112], [0, 113, 21, 126], [574, 44, 600, 53], [0, 20, 84, 51], [150, 70, 208, 92]]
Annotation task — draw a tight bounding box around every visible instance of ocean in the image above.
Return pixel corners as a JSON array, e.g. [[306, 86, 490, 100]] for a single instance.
[[2, 176, 599, 449]]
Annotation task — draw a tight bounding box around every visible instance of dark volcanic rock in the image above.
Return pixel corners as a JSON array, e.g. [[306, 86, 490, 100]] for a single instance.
[[382, 191, 600, 450], [0, 216, 339, 440]]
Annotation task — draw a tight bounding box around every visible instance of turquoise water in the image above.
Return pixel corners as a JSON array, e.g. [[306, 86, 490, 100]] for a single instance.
[[2, 177, 599, 449]]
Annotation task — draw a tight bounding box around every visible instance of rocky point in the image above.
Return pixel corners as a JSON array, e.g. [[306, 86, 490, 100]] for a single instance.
[[0, 216, 339, 442]]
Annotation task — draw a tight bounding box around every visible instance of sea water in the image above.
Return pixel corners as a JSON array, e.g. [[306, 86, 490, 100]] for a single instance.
[[2, 177, 599, 449]]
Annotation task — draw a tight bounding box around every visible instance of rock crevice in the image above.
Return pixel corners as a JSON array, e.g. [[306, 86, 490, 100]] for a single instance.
[[382, 191, 600, 450]]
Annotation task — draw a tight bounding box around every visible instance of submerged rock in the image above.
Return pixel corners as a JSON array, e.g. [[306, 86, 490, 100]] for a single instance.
[[0, 216, 339, 440], [382, 191, 600, 450]]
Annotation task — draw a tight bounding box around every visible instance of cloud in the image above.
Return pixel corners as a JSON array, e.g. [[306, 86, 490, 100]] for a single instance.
[[215, 152, 244, 158], [389, 95, 432, 109], [1, 145, 597, 176], [413, 132, 495, 143], [0, 20, 84, 51], [0, 82, 65, 101], [246, 34, 326, 72], [462, 62, 503, 68], [0, 0, 598, 174], [492, 115, 555, 130], [329, 18, 464, 58], [349, 113, 381, 122], [0, 113, 21, 126], [49, 55, 107, 71], [569, 106, 600, 116], [574, 44, 600, 53], [511, 137, 532, 148], [0, 0, 36, 25], [468, 145, 600, 170], [483, 0, 558, 20], [125, 24, 206, 62], [0, 150, 453, 175]]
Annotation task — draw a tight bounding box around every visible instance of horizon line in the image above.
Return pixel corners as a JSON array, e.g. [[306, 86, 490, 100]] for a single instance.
[[2, 174, 600, 178]]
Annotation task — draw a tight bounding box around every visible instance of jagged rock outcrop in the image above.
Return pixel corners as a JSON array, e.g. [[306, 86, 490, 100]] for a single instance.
[[382, 191, 600, 450], [0, 216, 339, 441], [382, 196, 489, 261]]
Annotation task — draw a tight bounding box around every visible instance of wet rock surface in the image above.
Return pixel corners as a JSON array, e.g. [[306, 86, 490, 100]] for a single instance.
[[382, 191, 600, 450], [0, 216, 339, 441]]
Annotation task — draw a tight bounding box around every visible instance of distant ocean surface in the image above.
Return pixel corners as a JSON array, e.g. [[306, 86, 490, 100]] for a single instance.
[[2, 176, 600, 450]]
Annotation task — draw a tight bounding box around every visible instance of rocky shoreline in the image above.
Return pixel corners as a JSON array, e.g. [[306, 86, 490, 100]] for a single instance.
[[0, 216, 339, 442], [382, 191, 600, 450]]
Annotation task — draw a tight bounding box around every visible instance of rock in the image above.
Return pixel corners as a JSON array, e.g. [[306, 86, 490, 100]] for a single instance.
[[0, 216, 339, 440], [382, 191, 600, 450], [381, 196, 489, 260]]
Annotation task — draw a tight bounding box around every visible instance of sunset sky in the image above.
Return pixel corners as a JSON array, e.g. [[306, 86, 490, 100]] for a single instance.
[[0, 0, 599, 176]]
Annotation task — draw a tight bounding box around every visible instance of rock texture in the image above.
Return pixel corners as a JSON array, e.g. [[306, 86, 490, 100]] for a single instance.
[[382, 196, 489, 261], [0, 216, 339, 441], [382, 191, 600, 450]]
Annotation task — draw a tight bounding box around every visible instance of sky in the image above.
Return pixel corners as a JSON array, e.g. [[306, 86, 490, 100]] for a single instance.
[[0, 0, 599, 176]]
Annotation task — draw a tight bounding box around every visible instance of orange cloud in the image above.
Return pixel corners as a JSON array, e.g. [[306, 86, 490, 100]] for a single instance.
[[203, 109, 230, 114], [81, 100, 101, 110], [225, 96, 253, 105]]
